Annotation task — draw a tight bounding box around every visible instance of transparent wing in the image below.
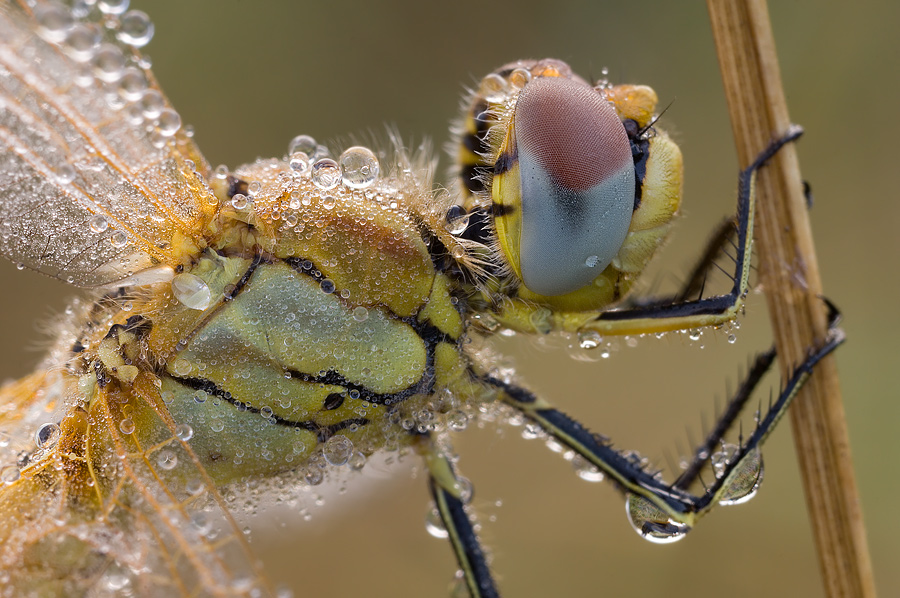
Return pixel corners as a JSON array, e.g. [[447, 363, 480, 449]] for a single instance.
[[0, 370, 272, 597], [0, 0, 214, 287]]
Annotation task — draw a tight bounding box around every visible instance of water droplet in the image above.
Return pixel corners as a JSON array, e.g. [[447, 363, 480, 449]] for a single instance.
[[508, 67, 532, 90], [445, 212, 470, 235], [140, 89, 165, 118], [288, 134, 317, 156], [321, 195, 336, 210], [305, 468, 323, 486], [572, 455, 604, 482], [348, 451, 367, 470], [625, 495, 690, 544], [65, 23, 101, 61], [289, 151, 309, 174], [157, 449, 177, 470], [171, 358, 192, 376], [103, 569, 130, 591], [727, 333, 737, 344], [116, 66, 147, 101], [310, 158, 340, 190], [578, 330, 602, 349], [0, 465, 20, 485], [98, 0, 130, 15], [116, 10, 154, 47], [585, 255, 600, 268], [35, 3, 74, 43], [319, 279, 335, 294], [34, 423, 60, 449], [156, 108, 181, 137], [352, 306, 368, 322], [479, 73, 509, 103], [56, 164, 76, 184], [716, 447, 764, 506], [323, 435, 353, 466], [186, 478, 205, 496], [89, 214, 109, 233], [191, 511, 212, 536], [109, 230, 129, 248], [425, 505, 448, 538], [339, 146, 380, 189], [92, 43, 126, 83], [118, 418, 135, 435], [688, 329, 702, 341], [171, 273, 211, 310], [176, 423, 193, 441], [231, 193, 249, 210]]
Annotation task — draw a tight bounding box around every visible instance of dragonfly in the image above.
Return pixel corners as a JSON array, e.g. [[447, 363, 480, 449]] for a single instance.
[[0, 1, 843, 597]]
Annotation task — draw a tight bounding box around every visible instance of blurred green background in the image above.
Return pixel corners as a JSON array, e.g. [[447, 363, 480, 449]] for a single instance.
[[1, 1, 896, 596]]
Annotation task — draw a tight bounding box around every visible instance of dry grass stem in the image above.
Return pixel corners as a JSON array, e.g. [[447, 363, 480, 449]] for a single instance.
[[706, 1, 876, 597]]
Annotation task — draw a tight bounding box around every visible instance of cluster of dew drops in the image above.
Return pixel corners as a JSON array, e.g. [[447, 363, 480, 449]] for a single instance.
[[280, 133, 381, 194], [170, 134, 381, 311], [33, 1, 184, 147]]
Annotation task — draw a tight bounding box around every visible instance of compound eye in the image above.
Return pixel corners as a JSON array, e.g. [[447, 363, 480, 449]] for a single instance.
[[494, 76, 635, 296]]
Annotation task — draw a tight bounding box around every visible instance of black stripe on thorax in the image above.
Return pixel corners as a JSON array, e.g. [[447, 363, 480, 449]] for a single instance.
[[224, 253, 266, 301], [169, 374, 369, 444], [286, 321, 450, 407]]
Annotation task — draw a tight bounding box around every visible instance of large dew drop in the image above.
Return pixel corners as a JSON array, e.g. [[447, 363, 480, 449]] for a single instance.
[[716, 447, 764, 506], [323, 435, 353, 466], [35, 3, 74, 43], [116, 10, 154, 47], [339, 146, 379, 189], [172, 273, 212, 311], [311, 158, 341, 190], [625, 494, 690, 544], [34, 422, 61, 450], [288, 134, 317, 156], [425, 504, 449, 539]]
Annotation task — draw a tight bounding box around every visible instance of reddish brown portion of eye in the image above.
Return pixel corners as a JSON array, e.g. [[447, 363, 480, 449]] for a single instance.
[[514, 77, 631, 193]]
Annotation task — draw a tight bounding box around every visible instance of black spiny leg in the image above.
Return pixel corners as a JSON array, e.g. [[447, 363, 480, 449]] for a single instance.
[[420, 434, 499, 598], [475, 299, 844, 533]]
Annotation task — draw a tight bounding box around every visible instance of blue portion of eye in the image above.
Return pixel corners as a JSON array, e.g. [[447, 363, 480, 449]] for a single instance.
[[518, 154, 634, 296]]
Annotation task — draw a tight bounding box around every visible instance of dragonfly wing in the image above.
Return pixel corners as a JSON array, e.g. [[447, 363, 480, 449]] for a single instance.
[[0, 370, 272, 597], [0, 0, 215, 287]]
